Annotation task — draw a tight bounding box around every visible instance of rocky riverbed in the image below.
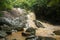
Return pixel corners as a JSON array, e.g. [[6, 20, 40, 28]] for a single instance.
[[0, 8, 60, 40], [6, 22, 60, 40]]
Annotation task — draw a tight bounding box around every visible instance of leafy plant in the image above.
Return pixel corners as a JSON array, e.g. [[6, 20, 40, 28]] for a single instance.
[[14, 0, 36, 10], [0, 0, 17, 10]]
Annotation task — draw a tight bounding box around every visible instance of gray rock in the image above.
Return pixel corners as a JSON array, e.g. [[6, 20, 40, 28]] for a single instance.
[[0, 31, 7, 38], [26, 36, 56, 40], [0, 17, 12, 26], [37, 36, 56, 40], [6, 31, 12, 35], [0, 8, 27, 24], [0, 38, 6, 40], [25, 35, 38, 40], [0, 8, 28, 32], [37, 36, 43, 40], [14, 27, 24, 31], [44, 37, 56, 40], [0, 25, 12, 31], [22, 32, 31, 37], [34, 20, 45, 28], [27, 35, 37, 38], [0, 8, 37, 39], [25, 36, 43, 40], [53, 30, 60, 35], [26, 27, 36, 35], [0, 25, 12, 35]]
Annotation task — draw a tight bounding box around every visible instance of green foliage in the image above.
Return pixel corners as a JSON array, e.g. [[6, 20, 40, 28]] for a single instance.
[[0, 0, 17, 10], [14, 0, 36, 10], [0, 0, 60, 10], [0, 0, 36, 10], [35, 0, 47, 7], [47, 0, 60, 7]]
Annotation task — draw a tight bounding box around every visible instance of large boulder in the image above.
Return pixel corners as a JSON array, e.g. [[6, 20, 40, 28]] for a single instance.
[[0, 8, 29, 31], [0, 8, 37, 40], [0, 8, 30, 39]]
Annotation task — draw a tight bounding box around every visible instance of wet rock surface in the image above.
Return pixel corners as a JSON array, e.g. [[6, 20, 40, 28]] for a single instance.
[[0, 31, 7, 38], [0, 17, 12, 26], [14, 27, 24, 31], [44, 37, 56, 40], [26, 36, 56, 40], [6, 31, 12, 35], [34, 20, 45, 28], [26, 27, 36, 35], [22, 32, 31, 37], [53, 30, 60, 35], [22, 27, 36, 37], [25, 35, 38, 40], [0, 38, 7, 40]]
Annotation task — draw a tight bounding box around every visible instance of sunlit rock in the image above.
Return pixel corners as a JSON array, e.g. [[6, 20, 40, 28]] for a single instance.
[[0, 8, 29, 31]]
